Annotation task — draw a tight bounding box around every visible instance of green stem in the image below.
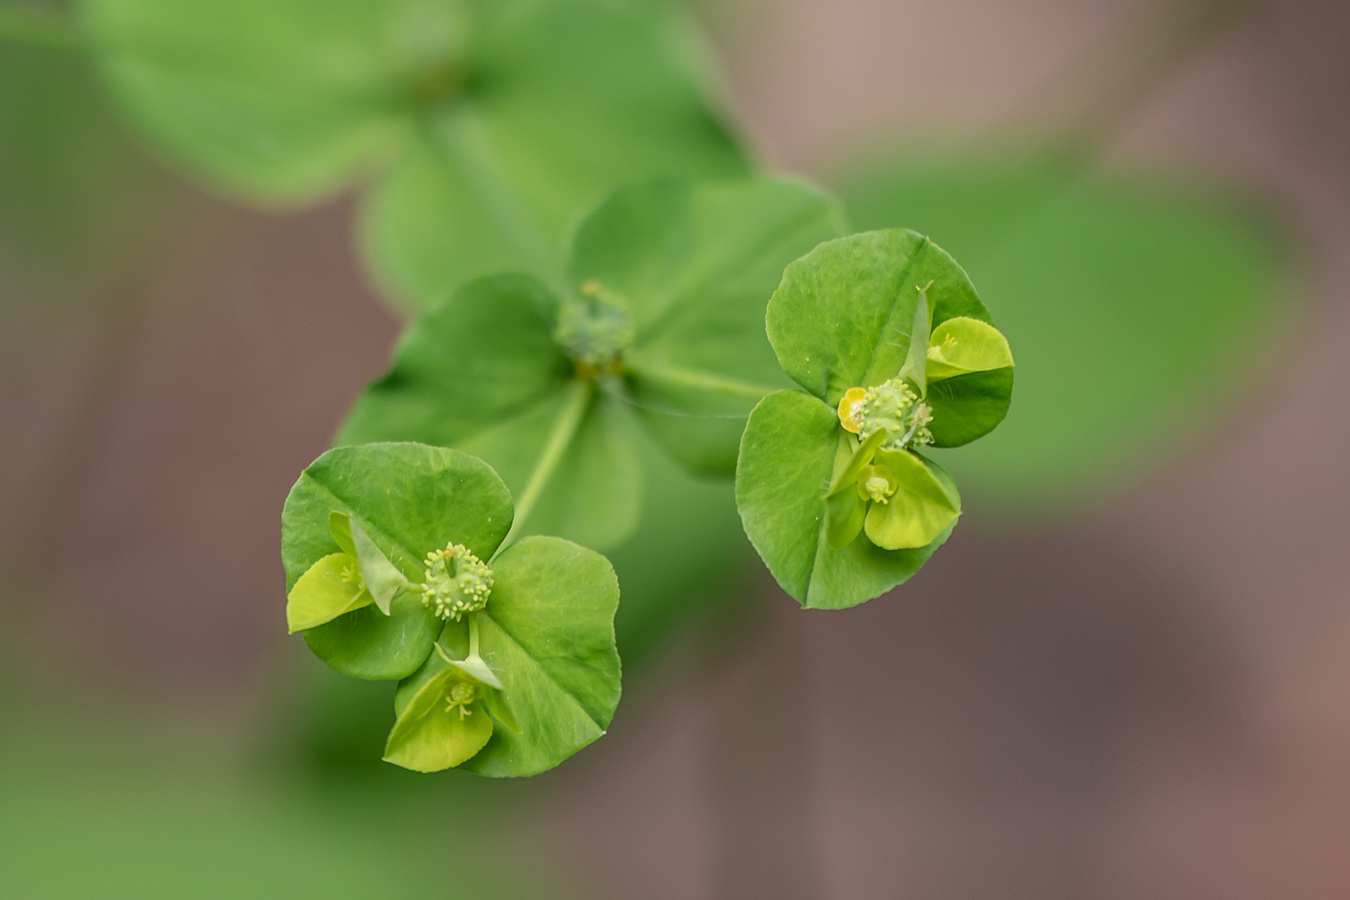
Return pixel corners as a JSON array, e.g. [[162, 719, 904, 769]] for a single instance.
[[0, 5, 84, 51], [468, 614, 480, 658], [493, 379, 592, 558], [625, 360, 779, 400]]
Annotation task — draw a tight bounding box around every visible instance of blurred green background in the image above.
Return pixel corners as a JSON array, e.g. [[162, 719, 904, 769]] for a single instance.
[[4, 0, 1349, 897]]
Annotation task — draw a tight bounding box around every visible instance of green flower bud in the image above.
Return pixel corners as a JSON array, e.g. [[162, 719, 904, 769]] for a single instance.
[[555, 282, 634, 372]]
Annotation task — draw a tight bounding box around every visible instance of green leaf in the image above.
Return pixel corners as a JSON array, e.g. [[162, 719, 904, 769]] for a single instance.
[[838, 151, 1291, 507], [391, 536, 621, 776], [384, 659, 494, 773], [861, 450, 960, 550], [344, 513, 413, 615], [282, 443, 513, 679], [735, 390, 951, 609], [766, 229, 1011, 447], [285, 552, 373, 633], [571, 177, 846, 474], [926, 316, 1014, 380]]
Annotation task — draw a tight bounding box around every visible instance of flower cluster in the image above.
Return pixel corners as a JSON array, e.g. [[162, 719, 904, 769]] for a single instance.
[[422, 543, 493, 621], [837, 378, 934, 451]]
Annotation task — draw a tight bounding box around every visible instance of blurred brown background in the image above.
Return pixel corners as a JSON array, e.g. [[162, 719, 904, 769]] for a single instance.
[[2, 0, 1348, 897]]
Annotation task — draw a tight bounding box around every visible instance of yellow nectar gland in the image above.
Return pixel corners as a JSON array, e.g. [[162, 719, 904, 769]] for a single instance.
[[837, 387, 867, 434], [422, 543, 493, 621], [445, 681, 477, 719]]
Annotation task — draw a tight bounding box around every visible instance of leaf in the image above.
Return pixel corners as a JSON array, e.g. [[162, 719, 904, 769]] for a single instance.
[[736, 390, 952, 609], [285, 552, 373, 633], [838, 151, 1291, 506], [344, 513, 413, 615], [281, 443, 513, 679], [571, 177, 846, 474], [766, 229, 1011, 447], [861, 451, 960, 550], [926, 316, 1014, 380], [81, 0, 416, 202], [391, 536, 621, 777]]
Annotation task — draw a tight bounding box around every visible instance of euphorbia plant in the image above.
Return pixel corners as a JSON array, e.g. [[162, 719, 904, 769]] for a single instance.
[[338, 176, 844, 548], [282, 442, 621, 775], [736, 229, 1014, 609]]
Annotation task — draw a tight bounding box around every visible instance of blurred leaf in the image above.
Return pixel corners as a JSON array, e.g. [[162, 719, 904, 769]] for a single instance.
[[838, 151, 1290, 509], [82, 0, 749, 307]]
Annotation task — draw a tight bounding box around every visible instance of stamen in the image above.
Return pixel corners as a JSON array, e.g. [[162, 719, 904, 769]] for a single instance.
[[421, 543, 493, 621]]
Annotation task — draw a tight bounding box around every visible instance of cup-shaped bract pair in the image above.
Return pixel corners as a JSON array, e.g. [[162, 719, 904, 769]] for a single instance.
[[81, 0, 748, 307], [338, 177, 846, 551], [282, 442, 621, 775], [736, 230, 1014, 610]]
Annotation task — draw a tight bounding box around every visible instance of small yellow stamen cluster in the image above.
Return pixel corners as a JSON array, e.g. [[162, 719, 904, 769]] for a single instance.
[[340, 561, 366, 592], [836, 378, 934, 450], [422, 543, 493, 621], [927, 334, 958, 363], [445, 681, 477, 718], [860, 465, 898, 504]]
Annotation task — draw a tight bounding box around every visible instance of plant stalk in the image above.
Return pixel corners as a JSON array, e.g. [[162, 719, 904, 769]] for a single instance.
[[625, 359, 779, 400], [493, 378, 592, 558]]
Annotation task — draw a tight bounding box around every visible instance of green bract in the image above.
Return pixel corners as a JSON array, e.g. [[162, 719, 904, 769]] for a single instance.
[[80, 0, 747, 307], [339, 177, 845, 549], [736, 229, 1013, 609], [282, 442, 621, 775]]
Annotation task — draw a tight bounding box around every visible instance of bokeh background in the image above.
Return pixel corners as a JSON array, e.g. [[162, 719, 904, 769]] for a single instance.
[[2, 0, 1348, 896]]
